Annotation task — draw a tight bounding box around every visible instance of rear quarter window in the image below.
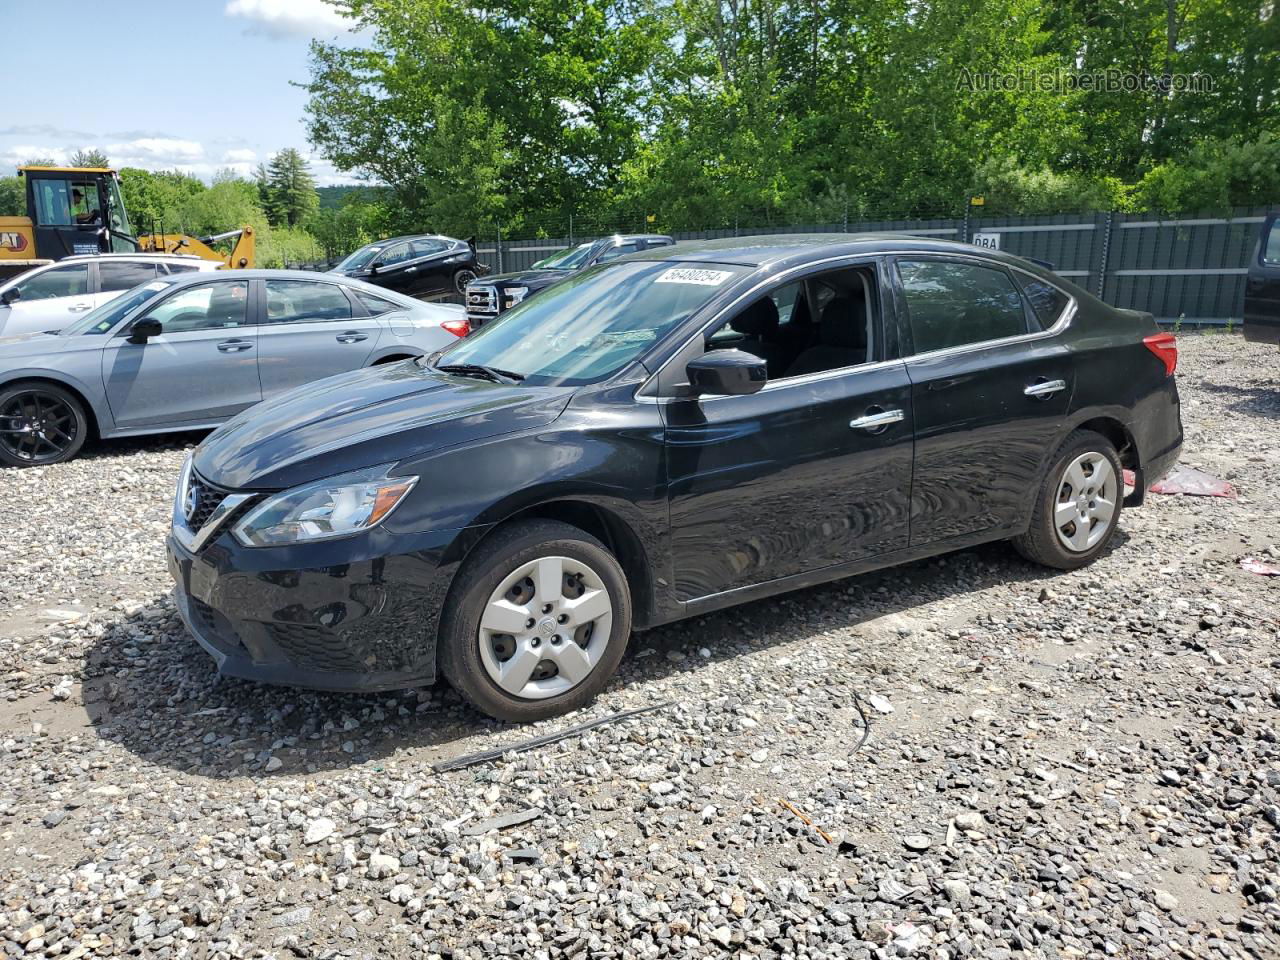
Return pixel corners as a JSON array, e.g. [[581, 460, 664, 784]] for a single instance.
[[1264, 222, 1280, 265], [1013, 273, 1071, 329]]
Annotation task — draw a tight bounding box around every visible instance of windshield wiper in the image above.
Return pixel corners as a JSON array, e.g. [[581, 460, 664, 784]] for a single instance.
[[434, 362, 525, 384]]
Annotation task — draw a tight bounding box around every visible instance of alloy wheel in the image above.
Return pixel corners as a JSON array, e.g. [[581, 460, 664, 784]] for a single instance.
[[477, 554, 613, 700], [0, 391, 79, 464], [454, 269, 478, 295], [1054, 451, 1117, 552]]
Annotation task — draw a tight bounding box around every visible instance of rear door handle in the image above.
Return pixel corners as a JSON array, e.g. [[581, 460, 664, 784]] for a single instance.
[[849, 407, 905, 432], [1024, 378, 1067, 398], [67, 303, 93, 313], [336, 332, 369, 343], [216, 339, 254, 353]]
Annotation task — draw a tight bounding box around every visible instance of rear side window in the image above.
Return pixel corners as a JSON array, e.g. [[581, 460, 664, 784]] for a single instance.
[[354, 290, 400, 316], [411, 238, 449, 257], [100, 261, 159, 292], [1265, 223, 1280, 265], [264, 280, 353, 324], [164, 262, 204, 274], [1014, 273, 1070, 329], [15, 264, 89, 301], [897, 260, 1031, 354]]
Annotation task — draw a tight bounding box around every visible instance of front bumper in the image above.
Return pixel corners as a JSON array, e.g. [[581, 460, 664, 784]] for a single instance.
[[167, 524, 463, 693]]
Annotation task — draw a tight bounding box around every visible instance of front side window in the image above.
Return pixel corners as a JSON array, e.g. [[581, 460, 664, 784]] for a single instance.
[[706, 267, 875, 379], [438, 261, 750, 386], [1265, 222, 1280, 266], [376, 242, 413, 267], [66, 280, 173, 335], [143, 281, 249, 333], [1014, 272, 1070, 329], [594, 241, 641, 264], [334, 243, 384, 271], [897, 260, 1031, 354], [100, 261, 159, 292], [264, 280, 353, 324], [532, 242, 594, 270], [14, 264, 90, 302]]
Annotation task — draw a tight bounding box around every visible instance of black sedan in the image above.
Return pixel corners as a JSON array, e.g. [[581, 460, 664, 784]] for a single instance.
[[169, 235, 1182, 722], [329, 235, 487, 299], [465, 233, 673, 326]]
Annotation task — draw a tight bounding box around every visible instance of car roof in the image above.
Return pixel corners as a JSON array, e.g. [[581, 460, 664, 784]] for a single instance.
[[360, 234, 462, 246], [56, 252, 212, 264], [623, 232, 1043, 272]]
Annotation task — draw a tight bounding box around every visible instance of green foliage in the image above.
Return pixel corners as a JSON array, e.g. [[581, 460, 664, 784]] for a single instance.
[[263, 148, 319, 227], [308, 191, 388, 258], [0, 177, 23, 217], [70, 148, 110, 168], [119, 168, 206, 234], [968, 156, 1128, 215], [1131, 136, 1280, 212]]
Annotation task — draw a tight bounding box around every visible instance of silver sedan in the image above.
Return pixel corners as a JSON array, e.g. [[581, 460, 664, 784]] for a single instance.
[[0, 269, 468, 466]]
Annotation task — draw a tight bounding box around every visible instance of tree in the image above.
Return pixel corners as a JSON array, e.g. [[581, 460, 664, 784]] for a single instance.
[[118, 168, 206, 234], [263, 148, 318, 227], [0, 177, 23, 216], [70, 148, 110, 168]]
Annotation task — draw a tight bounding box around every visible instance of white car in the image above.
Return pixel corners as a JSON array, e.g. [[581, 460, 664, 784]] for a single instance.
[[0, 254, 221, 338]]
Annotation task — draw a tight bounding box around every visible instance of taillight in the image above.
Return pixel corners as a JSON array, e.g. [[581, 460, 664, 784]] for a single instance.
[[1143, 332, 1177, 376], [441, 318, 471, 338]]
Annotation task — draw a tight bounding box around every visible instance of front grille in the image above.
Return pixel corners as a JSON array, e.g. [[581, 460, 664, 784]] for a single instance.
[[465, 284, 499, 318], [267, 622, 365, 673], [184, 478, 223, 530]]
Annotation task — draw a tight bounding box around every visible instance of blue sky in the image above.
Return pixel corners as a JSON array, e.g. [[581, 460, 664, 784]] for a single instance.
[[1, 0, 363, 185]]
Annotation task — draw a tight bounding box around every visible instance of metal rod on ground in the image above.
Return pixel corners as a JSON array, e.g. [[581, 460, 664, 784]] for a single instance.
[[432, 702, 672, 774]]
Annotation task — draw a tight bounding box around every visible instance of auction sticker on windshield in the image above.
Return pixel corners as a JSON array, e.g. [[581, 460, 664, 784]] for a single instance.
[[655, 268, 734, 286]]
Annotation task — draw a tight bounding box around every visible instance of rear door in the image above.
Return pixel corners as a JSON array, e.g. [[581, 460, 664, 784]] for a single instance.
[[1244, 215, 1280, 345], [892, 256, 1075, 545], [101, 278, 260, 428], [256, 278, 382, 398]]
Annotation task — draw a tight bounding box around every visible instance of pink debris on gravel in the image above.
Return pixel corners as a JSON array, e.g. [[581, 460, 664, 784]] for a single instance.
[[1240, 557, 1280, 577], [1147, 465, 1237, 499]]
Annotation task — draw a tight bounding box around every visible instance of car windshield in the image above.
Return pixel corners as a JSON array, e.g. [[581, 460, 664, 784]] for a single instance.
[[335, 243, 384, 271], [435, 260, 749, 386], [532, 242, 595, 270], [62, 279, 174, 335]]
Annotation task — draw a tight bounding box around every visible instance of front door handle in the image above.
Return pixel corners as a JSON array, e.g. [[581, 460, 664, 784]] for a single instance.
[[216, 339, 254, 353], [67, 303, 93, 313], [1024, 378, 1067, 398], [405, 266, 417, 273], [336, 332, 369, 344], [849, 407, 905, 432]]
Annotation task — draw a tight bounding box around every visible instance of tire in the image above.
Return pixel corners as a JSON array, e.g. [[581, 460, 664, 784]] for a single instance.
[[0, 381, 89, 467], [1012, 429, 1123, 570], [452, 268, 478, 296], [439, 519, 632, 722]]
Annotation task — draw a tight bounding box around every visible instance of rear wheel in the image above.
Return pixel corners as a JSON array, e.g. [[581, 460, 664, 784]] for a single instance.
[[452, 268, 478, 296], [439, 519, 631, 722], [0, 382, 88, 467], [1013, 430, 1122, 570]]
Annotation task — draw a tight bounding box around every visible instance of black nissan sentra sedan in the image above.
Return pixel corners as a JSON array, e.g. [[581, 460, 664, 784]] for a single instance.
[[169, 235, 1182, 722]]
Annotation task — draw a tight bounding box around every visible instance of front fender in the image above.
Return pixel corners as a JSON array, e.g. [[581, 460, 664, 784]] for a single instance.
[[0, 365, 115, 434]]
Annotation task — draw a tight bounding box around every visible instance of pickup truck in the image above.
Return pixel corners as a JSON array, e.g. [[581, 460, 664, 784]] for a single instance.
[[465, 234, 674, 327]]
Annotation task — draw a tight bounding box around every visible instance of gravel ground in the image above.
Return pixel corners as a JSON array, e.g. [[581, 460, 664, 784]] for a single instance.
[[0, 333, 1277, 959]]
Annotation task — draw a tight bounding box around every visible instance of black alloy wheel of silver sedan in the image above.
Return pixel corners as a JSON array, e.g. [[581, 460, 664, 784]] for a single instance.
[[0, 382, 89, 467]]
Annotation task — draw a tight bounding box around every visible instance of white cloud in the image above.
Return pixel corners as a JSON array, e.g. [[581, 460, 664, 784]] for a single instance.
[[1, 145, 71, 166], [105, 138, 206, 167], [222, 148, 258, 164], [224, 0, 354, 38]]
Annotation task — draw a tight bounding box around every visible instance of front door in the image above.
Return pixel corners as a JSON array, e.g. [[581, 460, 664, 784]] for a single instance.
[[368, 240, 418, 295], [101, 278, 261, 428], [257, 278, 382, 398], [664, 262, 914, 600], [1244, 215, 1280, 345], [892, 256, 1075, 544]]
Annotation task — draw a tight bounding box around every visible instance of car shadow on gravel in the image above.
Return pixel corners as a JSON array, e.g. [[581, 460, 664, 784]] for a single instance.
[[1196, 381, 1280, 421], [75, 429, 210, 462], [82, 533, 1125, 780]]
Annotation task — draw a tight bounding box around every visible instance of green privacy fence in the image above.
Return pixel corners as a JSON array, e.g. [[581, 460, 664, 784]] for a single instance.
[[476, 207, 1273, 326]]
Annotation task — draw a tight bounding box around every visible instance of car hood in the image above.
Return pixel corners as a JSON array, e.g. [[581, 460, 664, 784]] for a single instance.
[[193, 361, 573, 490], [0, 331, 78, 357], [482, 268, 571, 287]]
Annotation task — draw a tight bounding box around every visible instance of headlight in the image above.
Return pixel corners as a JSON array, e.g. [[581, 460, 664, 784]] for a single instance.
[[232, 467, 418, 547], [505, 286, 529, 306]]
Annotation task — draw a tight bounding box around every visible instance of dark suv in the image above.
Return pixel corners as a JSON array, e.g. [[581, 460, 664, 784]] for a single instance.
[[465, 234, 674, 326], [1244, 213, 1279, 346]]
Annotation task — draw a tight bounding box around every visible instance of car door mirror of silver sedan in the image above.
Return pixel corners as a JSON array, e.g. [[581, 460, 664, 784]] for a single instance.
[[686, 349, 768, 397], [128, 317, 163, 344], [0, 288, 19, 306]]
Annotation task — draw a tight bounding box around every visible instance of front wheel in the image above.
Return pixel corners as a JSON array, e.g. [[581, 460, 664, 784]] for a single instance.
[[0, 381, 89, 467], [1013, 430, 1123, 570], [439, 519, 632, 722]]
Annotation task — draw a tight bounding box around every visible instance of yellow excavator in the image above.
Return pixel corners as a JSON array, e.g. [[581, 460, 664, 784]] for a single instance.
[[0, 165, 254, 281]]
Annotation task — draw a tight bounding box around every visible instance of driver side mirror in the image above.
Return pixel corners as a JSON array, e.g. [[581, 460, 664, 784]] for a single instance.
[[128, 317, 162, 344], [686, 349, 767, 396], [0, 288, 19, 306]]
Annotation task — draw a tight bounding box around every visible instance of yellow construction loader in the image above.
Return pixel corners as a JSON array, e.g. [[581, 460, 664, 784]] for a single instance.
[[0, 165, 254, 281]]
